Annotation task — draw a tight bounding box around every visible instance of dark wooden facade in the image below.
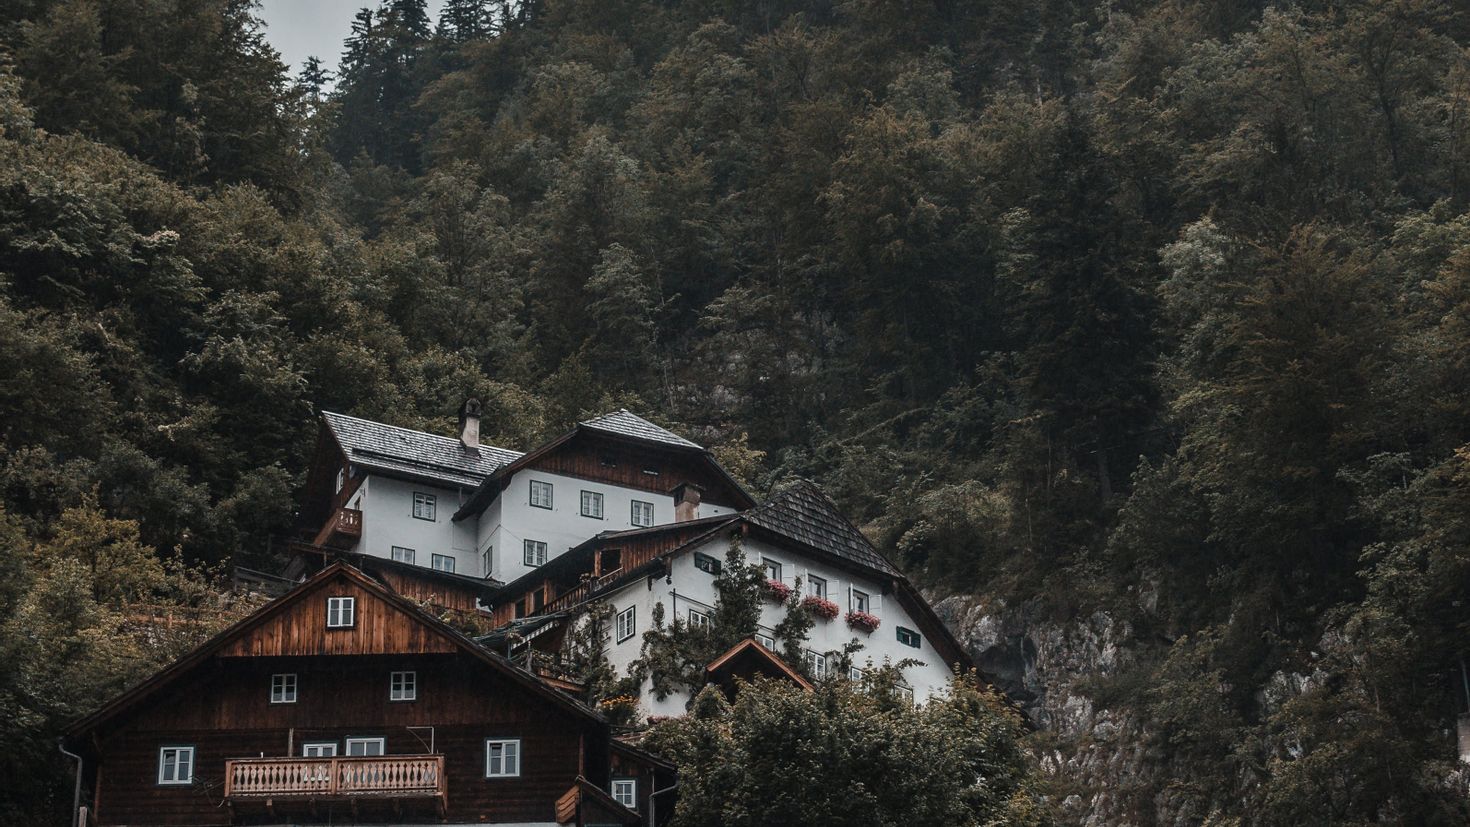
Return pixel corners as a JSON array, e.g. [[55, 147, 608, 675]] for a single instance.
[[69, 563, 644, 826]]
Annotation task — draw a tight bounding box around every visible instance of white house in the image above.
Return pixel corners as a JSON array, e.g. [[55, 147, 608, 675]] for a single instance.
[[294, 403, 975, 718]]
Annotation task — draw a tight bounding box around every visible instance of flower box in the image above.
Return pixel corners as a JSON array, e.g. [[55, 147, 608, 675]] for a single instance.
[[845, 611, 881, 633], [801, 595, 840, 620], [763, 579, 793, 602]]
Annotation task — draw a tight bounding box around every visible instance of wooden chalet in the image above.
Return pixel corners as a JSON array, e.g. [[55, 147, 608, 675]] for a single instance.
[[66, 562, 665, 827]]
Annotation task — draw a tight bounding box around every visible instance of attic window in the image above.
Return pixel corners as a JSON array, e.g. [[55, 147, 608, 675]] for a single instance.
[[641, 467, 660, 476], [327, 596, 355, 628], [600, 455, 618, 467], [896, 626, 921, 648], [693, 552, 721, 575]]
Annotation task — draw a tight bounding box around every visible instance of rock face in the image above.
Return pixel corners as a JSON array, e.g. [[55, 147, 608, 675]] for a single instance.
[[935, 592, 1166, 826]]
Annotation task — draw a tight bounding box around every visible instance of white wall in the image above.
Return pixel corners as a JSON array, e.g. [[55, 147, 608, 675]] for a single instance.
[[482, 468, 737, 582], [591, 534, 955, 720], [355, 475, 483, 577]]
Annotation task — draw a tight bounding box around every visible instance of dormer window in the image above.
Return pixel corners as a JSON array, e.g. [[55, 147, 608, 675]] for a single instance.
[[327, 596, 355, 628], [530, 480, 553, 509]]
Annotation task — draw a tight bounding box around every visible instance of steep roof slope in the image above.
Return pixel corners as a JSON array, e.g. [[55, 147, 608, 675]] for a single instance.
[[579, 409, 702, 449], [744, 479, 900, 576], [322, 410, 522, 488]]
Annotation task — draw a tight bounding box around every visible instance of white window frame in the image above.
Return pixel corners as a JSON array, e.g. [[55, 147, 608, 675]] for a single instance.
[[529, 479, 554, 510], [851, 589, 869, 613], [485, 739, 521, 777], [755, 632, 776, 650], [326, 596, 355, 628], [849, 666, 865, 682], [431, 553, 455, 573], [345, 737, 384, 756], [390, 670, 417, 701], [334, 468, 344, 494], [688, 608, 711, 630], [482, 546, 493, 579], [580, 490, 604, 518], [762, 558, 781, 581], [523, 539, 547, 567], [412, 492, 436, 521], [615, 606, 636, 643], [270, 673, 297, 704], [804, 649, 827, 679], [630, 500, 654, 527], [302, 742, 338, 757], [391, 546, 416, 565], [807, 575, 827, 599], [612, 778, 638, 809], [157, 746, 195, 785]]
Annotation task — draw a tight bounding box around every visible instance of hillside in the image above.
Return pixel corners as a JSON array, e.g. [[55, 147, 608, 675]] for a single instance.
[[2, 0, 1470, 823]]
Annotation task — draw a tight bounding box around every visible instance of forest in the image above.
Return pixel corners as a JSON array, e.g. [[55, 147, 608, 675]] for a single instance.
[[1, 0, 1469, 823]]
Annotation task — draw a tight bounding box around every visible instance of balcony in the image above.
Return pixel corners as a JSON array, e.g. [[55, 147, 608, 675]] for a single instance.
[[224, 755, 445, 810], [312, 506, 362, 550]]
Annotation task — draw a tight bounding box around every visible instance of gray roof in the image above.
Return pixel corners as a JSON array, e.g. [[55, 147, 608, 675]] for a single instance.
[[744, 480, 900, 576], [323, 411, 522, 488], [580, 409, 702, 450]]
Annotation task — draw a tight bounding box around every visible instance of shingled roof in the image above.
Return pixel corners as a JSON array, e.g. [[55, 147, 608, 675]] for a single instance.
[[580, 409, 702, 450], [322, 410, 522, 488], [744, 479, 899, 576]]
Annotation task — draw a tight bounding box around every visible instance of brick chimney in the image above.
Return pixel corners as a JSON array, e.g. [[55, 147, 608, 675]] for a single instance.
[[672, 482, 703, 522], [459, 398, 482, 455]]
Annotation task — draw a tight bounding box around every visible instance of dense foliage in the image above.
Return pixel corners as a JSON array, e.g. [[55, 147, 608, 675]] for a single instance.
[[2, 0, 1470, 822], [643, 677, 1041, 827]]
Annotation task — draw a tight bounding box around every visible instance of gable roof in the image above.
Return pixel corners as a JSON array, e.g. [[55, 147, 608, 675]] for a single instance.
[[744, 479, 900, 576], [322, 410, 522, 488], [705, 638, 814, 691], [580, 409, 702, 449], [67, 562, 602, 740]]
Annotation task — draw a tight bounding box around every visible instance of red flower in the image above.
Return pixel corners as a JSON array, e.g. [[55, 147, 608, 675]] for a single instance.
[[845, 611, 880, 633], [763, 579, 793, 602], [801, 595, 840, 620]]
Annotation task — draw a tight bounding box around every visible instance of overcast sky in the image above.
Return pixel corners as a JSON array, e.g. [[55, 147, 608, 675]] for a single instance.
[[257, 0, 445, 83]]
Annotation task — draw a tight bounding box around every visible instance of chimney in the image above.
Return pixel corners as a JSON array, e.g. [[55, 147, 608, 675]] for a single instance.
[[672, 483, 703, 522], [459, 398, 482, 455]]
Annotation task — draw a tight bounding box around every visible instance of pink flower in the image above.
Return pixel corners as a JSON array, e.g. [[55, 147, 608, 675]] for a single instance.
[[801, 595, 840, 620], [763, 579, 793, 601], [845, 611, 881, 633]]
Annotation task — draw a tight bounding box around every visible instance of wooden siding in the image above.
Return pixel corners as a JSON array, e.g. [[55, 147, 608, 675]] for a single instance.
[[375, 566, 489, 616], [94, 654, 591, 825], [523, 435, 745, 508], [218, 578, 457, 659]]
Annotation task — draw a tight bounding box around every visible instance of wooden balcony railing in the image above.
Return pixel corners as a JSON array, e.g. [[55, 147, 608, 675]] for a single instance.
[[311, 507, 362, 549], [543, 567, 625, 614], [224, 755, 445, 801]]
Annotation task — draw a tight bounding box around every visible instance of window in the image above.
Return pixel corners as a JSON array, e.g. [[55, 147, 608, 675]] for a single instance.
[[523, 539, 547, 567], [762, 558, 782, 581], [688, 609, 711, 630], [431, 553, 455, 573], [851, 589, 870, 613], [482, 547, 493, 579], [630, 500, 654, 527], [326, 596, 355, 628], [157, 746, 194, 785], [270, 673, 297, 704], [485, 739, 521, 777], [807, 575, 827, 599], [580, 490, 604, 518], [896, 685, 915, 703], [896, 626, 921, 648], [302, 742, 337, 757], [599, 548, 622, 573], [334, 468, 344, 494], [412, 492, 436, 521], [615, 606, 636, 643], [345, 737, 384, 756], [612, 778, 638, 809], [529, 480, 554, 509], [693, 552, 721, 575], [755, 633, 776, 650], [391, 546, 416, 565], [849, 666, 865, 682], [804, 649, 827, 679], [390, 671, 416, 701]]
